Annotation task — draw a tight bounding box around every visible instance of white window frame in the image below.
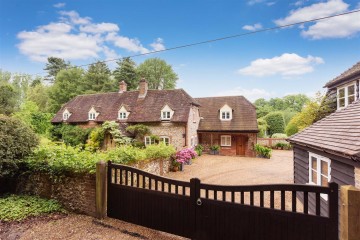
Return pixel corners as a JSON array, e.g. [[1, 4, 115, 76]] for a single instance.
[[118, 112, 127, 119], [144, 136, 156, 146], [221, 111, 231, 120], [337, 82, 356, 109], [220, 135, 231, 147], [63, 112, 69, 120], [308, 152, 331, 200], [161, 111, 171, 120], [89, 112, 96, 120], [159, 136, 170, 145]]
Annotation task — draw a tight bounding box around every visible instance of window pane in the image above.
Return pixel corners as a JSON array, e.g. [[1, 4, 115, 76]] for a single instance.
[[311, 170, 317, 184], [311, 157, 317, 170], [339, 98, 345, 107], [321, 160, 328, 176], [321, 175, 329, 187], [348, 95, 355, 104], [338, 88, 345, 98], [348, 85, 355, 95], [226, 112, 230, 119], [222, 112, 225, 119]]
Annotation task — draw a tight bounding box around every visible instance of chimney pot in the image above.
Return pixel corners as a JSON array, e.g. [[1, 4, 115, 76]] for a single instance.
[[119, 81, 127, 93]]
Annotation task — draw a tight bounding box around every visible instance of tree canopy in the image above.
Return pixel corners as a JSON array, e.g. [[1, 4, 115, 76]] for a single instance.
[[137, 58, 178, 89], [44, 57, 70, 82], [113, 57, 138, 91]]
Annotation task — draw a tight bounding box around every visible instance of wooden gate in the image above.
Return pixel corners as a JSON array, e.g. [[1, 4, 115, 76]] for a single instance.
[[107, 162, 338, 240]]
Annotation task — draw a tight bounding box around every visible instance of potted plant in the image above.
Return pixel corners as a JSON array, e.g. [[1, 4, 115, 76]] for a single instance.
[[209, 145, 220, 155], [254, 144, 272, 159], [195, 144, 204, 156], [175, 148, 197, 168]]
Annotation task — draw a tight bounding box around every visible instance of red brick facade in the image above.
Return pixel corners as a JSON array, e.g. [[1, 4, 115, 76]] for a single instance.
[[198, 132, 257, 157]]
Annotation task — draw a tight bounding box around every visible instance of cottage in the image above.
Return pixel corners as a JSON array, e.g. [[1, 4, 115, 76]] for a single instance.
[[288, 61, 360, 215], [52, 79, 258, 156], [196, 97, 258, 157]]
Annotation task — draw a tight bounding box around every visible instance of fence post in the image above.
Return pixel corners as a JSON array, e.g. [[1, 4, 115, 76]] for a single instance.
[[328, 182, 339, 240], [340, 185, 360, 240], [96, 160, 107, 219]]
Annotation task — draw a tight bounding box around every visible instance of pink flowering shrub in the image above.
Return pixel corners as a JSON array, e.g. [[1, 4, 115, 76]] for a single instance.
[[176, 148, 197, 164]]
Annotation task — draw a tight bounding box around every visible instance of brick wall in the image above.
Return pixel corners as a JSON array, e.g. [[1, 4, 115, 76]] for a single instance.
[[15, 159, 171, 216], [355, 167, 360, 189]]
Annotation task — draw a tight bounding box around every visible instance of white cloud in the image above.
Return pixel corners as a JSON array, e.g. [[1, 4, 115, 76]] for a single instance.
[[301, 11, 360, 39], [237, 53, 324, 77], [275, 0, 348, 26], [106, 32, 149, 54], [275, 0, 360, 39], [150, 38, 166, 51], [80, 23, 119, 34], [17, 10, 165, 62], [53, 3, 66, 8], [217, 87, 274, 101], [248, 0, 265, 5], [242, 23, 263, 31]]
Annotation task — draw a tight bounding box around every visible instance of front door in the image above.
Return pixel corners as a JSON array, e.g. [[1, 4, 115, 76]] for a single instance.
[[236, 136, 246, 156]]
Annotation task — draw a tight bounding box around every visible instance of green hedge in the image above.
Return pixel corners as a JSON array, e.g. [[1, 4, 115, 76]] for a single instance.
[[254, 144, 272, 158], [25, 143, 176, 174]]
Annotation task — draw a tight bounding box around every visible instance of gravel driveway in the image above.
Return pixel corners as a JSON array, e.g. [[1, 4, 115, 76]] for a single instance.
[[2, 150, 294, 240]]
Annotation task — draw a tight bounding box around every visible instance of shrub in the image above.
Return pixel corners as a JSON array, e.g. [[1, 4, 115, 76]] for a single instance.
[[254, 144, 272, 158], [176, 148, 197, 164], [195, 144, 204, 156], [0, 115, 39, 177], [271, 133, 287, 138], [209, 145, 220, 151], [102, 121, 132, 145], [85, 127, 105, 151], [264, 112, 285, 135], [49, 124, 92, 147], [0, 195, 63, 222], [126, 124, 151, 141], [105, 145, 146, 164], [144, 143, 176, 160]]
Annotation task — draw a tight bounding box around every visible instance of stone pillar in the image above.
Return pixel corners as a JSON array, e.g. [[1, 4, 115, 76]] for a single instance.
[[340, 185, 360, 240]]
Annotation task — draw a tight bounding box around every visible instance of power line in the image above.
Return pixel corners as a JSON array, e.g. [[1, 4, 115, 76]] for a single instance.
[[30, 8, 360, 76]]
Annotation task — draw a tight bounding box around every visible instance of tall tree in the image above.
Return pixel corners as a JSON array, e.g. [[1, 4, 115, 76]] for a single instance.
[[44, 57, 70, 83], [48, 68, 85, 113], [113, 57, 138, 90], [0, 84, 18, 115], [137, 58, 178, 89], [283, 94, 310, 112], [26, 81, 51, 112], [82, 61, 115, 93]]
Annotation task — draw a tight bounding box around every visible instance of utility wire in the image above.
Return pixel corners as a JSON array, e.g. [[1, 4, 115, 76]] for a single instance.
[[29, 8, 360, 76]]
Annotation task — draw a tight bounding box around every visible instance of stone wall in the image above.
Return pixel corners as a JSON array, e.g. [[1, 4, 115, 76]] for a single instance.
[[146, 122, 186, 150], [187, 106, 201, 147], [15, 159, 171, 216], [245, 133, 257, 157], [355, 167, 360, 189]]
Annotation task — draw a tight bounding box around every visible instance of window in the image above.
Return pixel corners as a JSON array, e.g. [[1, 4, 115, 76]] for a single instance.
[[89, 112, 96, 120], [221, 135, 231, 146], [221, 111, 231, 120], [63, 113, 69, 120], [162, 111, 171, 120], [159, 136, 170, 145], [118, 112, 127, 119], [337, 83, 356, 109], [309, 153, 331, 199], [144, 136, 156, 146]]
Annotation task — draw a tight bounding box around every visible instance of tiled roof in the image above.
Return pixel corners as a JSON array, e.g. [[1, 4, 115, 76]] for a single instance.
[[195, 96, 258, 132], [52, 89, 199, 123], [288, 100, 360, 160], [324, 61, 360, 88]]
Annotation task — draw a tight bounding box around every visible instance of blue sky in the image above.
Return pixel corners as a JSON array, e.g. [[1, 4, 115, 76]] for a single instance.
[[1, 0, 360, 101]]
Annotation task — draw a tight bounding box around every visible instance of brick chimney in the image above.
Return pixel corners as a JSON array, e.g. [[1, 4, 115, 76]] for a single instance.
[[119, 81, 127, 93], [138, 78, 148, 98]]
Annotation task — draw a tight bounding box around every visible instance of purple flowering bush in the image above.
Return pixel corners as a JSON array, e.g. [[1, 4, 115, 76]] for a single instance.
[[175, 148, 197, 164]]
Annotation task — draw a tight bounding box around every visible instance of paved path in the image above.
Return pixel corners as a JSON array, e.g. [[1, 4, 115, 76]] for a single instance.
[[165, 150, 294, 185]]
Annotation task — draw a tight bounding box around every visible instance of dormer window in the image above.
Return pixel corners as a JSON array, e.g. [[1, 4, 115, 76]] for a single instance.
[[162, 111, 171, 120], [219, 104, 232, 121], [88, 107, 98, 121], [89, 112, 96, 120], [118, 106, 129, 120], [161, 105, 174, 120], [337, 83, 356, 109], [62, 109, 71, 121]]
